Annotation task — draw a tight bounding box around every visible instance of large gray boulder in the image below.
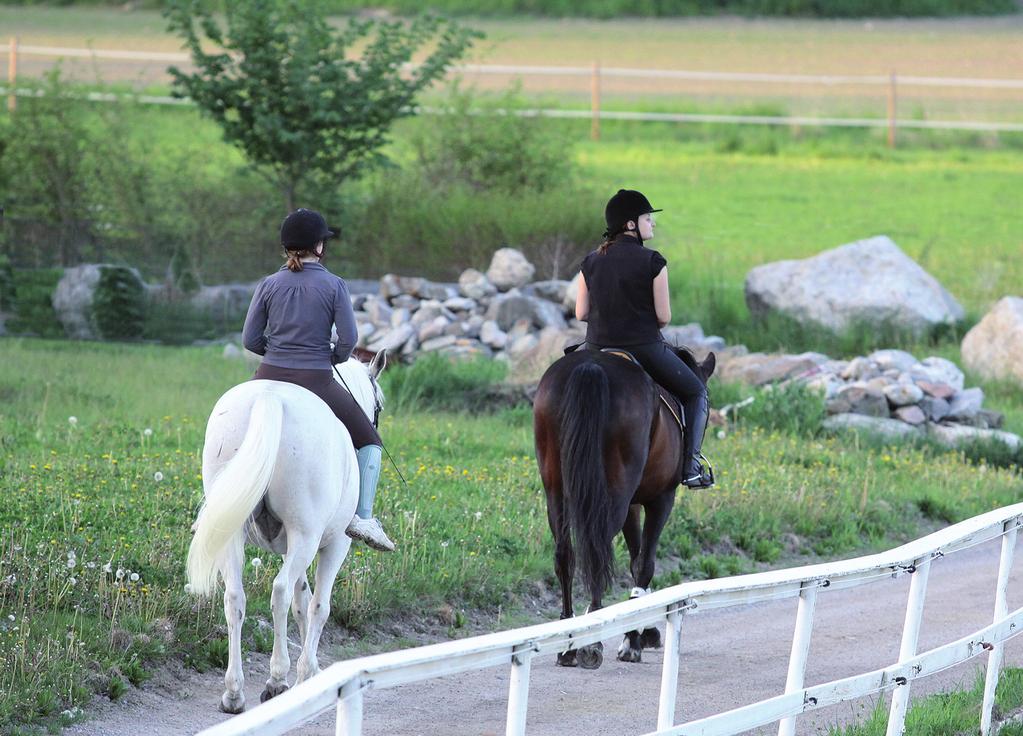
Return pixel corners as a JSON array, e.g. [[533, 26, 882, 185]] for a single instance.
[[486, 248, 535, 292], [191, 282, 258, 317], [486, 294, 567, 332], [822, 413, 923, 440], [744, 236, 964, 337], [961, 297, 1023, 386]]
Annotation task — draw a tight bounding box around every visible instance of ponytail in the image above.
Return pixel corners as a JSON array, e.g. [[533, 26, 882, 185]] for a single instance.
[[284, 249, 314, 272]]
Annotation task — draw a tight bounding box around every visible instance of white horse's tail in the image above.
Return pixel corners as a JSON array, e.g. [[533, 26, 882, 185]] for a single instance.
[[187, 392, 283, 597]]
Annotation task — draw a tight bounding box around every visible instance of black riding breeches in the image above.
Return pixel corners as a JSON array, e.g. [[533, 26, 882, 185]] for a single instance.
[[616, 340, 707, 403]]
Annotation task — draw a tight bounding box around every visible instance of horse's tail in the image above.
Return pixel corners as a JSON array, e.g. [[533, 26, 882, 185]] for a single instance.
[[187, 391, 283, 597], [558, 360, 614, 599]]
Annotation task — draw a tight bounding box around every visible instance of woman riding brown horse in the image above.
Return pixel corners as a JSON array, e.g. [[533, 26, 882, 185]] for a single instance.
[[533, 189, 715, 668]]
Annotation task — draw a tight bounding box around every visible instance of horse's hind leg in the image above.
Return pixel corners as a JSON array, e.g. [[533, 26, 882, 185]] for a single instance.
[[219, 541, 247, 713], [291, 572, 312, 644], [263, 536, 318, 703], [296, 537, 352, 683]]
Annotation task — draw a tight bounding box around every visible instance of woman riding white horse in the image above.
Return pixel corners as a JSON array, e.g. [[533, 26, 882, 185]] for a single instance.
[[186, 208, 392, 711]]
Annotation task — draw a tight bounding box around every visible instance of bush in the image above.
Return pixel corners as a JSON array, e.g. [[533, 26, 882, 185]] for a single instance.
[[92, 266, 146, 340], [735, 381, 826, 437], [380, 354, 508, 413], [5, 269, 64, 338]]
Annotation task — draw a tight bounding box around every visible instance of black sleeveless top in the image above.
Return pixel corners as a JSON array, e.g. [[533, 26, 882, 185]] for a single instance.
[[580, 234, 667, 347]]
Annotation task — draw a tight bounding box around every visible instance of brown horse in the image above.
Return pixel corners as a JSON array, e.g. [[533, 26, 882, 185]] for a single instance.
[[533, 346, 715, 668]]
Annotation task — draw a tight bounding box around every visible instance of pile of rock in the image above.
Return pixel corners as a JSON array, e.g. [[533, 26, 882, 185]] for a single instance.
[[719, 347, 1019, 451], [352, 247, 725, 372]]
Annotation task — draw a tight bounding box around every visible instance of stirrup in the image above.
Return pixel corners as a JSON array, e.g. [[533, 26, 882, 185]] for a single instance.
[[682, 454, 715, 489]]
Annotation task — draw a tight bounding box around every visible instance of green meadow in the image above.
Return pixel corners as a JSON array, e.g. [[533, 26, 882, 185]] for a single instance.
[[1, 339, 1022, 733]]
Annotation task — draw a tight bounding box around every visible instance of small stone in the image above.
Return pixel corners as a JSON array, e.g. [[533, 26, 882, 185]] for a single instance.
[[946, 387, 984, 422], [390, 308, 411, 328], [368, 324, 415, 353], [868, 349, 918, 373], [916, 380, 955, 400], [928, 423, 1021, 452], [458, 269, 497, 300], [893, 405, 927, 425], [883, 382, 924, 408], [832, 385, 889, 418], [444, 296, 477, 312], [841, 356, 878, 381], [975, 409, 1005, 430], [911, 357, 965, 391], [487, 248, 536, 291], [417, 316, 449, 343], [822, 413, 922, 439], [480, 320, 508, 349], [524, 280, 570, 305], [919, 396, 951, 422], [420, 335, 459, 352], [391, 294, 421, 310]]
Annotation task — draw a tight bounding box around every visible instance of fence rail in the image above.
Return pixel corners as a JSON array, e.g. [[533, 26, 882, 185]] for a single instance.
[[5, 41, 1023, 141], [196, 503, 1023, 736]]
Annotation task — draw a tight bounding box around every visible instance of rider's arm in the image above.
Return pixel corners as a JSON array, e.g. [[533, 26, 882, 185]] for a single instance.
[[242, 280, 268, 355], [574, 274, 590, 322], [653, 266, 671, 328], [332, 279, 358, 365]]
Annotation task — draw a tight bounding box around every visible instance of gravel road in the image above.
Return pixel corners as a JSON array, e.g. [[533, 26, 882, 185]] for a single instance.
[[66, 538, 1023, 736]]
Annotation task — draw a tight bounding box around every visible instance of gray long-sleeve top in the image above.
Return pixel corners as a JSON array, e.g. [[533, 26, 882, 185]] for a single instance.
[[242, 262, 357, 370]]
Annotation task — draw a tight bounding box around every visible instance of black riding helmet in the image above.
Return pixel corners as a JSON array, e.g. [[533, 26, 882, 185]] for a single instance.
[[604, 189, 662, 242], [280, 208, 339, 252]]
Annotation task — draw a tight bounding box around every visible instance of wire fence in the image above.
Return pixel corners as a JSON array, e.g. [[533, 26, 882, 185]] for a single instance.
[[4, 40, 1023, 143]]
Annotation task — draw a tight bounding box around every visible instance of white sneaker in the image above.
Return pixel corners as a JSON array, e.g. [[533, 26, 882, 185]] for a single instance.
[[346, 516, 395, 552]]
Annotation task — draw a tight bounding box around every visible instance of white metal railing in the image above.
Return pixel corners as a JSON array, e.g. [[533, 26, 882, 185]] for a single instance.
[[196, 503, 1023, 736]]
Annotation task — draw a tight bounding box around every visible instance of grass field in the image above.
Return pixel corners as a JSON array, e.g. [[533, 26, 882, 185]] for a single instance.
[[1, 338, 1022, 733], [3, 7, 1023, 121]]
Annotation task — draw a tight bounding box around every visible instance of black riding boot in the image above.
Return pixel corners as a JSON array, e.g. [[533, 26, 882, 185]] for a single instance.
[[681, 390, 714, 489]]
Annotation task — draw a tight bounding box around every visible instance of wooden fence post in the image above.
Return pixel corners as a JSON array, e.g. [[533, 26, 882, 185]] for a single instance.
[[887, 70, 897, 148], [591, 61, 601, 141], [7, 36, 17, 113]]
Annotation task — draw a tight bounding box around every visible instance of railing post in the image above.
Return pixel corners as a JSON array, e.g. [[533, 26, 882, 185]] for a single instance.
[[506, 646, 533, 736], [887, 70, 897, 148], [7, 36, 17, 113], [590, 60, 601, 141], [981, 523, 1019, 735], [657, 604, 686, 730], [778, 581, 819, 736], [336, 679, 364, 736], [886, 556, 931, 736]]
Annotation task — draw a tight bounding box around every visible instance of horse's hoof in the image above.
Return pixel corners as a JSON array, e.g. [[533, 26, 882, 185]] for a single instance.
[[578, 643, 603, 670], [556, 650, 579, 667], [220, 692, 245, 714], [260, 682, 289, 703], [640, 627, 662, 649], [617, 636, 642, 663]]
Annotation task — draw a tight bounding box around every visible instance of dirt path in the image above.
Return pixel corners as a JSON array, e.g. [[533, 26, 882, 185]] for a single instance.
[[66, 538, 1023, 736]]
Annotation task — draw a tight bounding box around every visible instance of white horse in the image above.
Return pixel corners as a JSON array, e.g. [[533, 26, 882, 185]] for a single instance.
[[187, 353, 385, 713]]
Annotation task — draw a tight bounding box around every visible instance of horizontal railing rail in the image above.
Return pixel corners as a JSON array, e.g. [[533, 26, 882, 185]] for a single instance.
[[195, 502, 1023, 736]]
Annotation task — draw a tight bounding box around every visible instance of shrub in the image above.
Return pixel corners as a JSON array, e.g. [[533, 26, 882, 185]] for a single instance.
[[92, 266, 146, 340], [380, 354, 508, 413], [736, 381, 826, 437], [5, 269, 64, 338]]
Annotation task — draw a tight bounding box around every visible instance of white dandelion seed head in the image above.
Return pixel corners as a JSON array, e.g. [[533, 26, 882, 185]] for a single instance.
[[473, 511, 483, 521], [86, 562, 95, 569], [68, 416, 78, 426], [7, 614, 14, 622], [143, 428, 153, 437], [441, 540, 450, 548], [66, 558, 77, 569], [184, 583, 193, 594], [101, 562, 112, 574], [154, 472, 164, 482], [250, 558, 262, 568], [69, 577, 77, 586], [129, 572, 140, 582], [716, 429, 726, 440], [115, 568, 125, 580]]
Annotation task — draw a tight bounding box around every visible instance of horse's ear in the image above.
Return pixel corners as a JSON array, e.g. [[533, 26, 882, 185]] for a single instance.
[[700, 352, 716, 381], [369, 349, 388, 379]]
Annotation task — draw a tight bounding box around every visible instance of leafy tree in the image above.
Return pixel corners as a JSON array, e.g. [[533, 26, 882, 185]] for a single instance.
[[165, 0, 481, 211]]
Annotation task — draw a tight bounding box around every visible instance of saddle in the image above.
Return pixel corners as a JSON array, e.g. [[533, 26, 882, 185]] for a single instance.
[[564, 343, 685, 437]]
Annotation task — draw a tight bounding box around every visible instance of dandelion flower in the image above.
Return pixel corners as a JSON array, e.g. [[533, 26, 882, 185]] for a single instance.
[[67, 558, 77, 569], [143, 428, 153, 437], [68, 416, 78, 426], [69, 577, 77, 586], [441, 540, 450, 548], [154, 472, 164, 482], [717, 430, 726, 440], [473, 511, 483, 521], [101, 562, 112, 574], [7, 614, 13, 622], [115, 568, 125, 580], [250, 558, 262, 568], [129, 572, 140, 582]]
